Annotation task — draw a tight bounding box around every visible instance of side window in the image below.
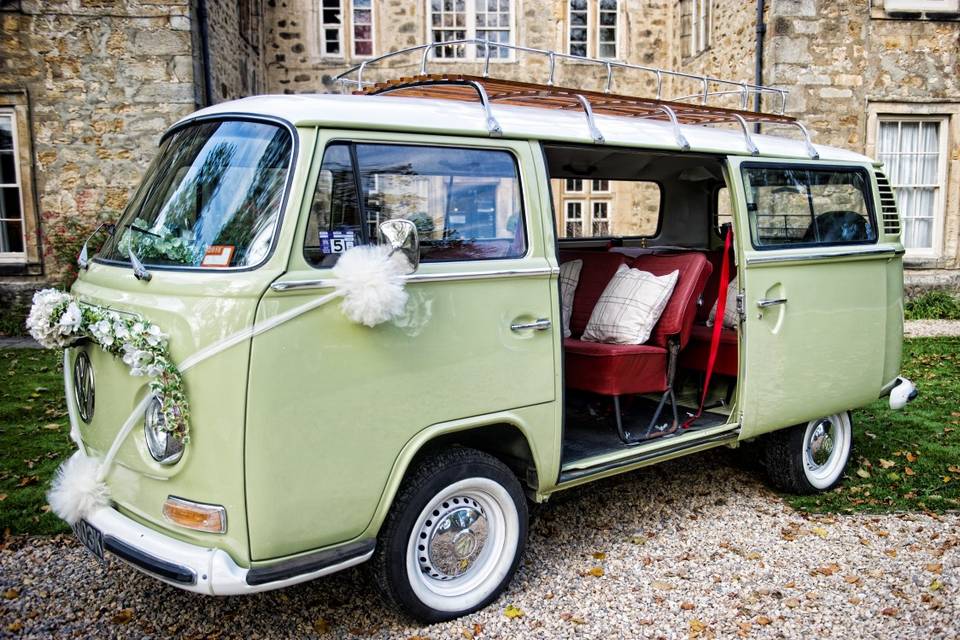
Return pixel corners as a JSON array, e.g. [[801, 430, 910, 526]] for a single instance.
[[714, 185, 732, 233], [552, 178, 660, 238], [304, 142, 526, 266], [303, 143, 362, 268], [741, 166, 876, 248]]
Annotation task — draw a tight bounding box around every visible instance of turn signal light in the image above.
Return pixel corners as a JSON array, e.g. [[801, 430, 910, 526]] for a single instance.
[[162, 496, 227, 534]]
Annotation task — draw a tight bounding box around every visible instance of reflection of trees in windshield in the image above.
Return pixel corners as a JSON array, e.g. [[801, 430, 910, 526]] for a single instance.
[[166, 142, 236, 233], [215, 130, 291, 264]]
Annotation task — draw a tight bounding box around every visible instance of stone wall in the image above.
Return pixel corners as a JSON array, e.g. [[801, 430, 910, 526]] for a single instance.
[[265, 0, 670, 97], [203, 0, 267, 102], [768, 0, 960, 272], [0, 0, 198, 295]]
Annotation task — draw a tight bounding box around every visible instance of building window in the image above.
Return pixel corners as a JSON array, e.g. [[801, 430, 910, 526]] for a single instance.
[[568, 0, 619, 59], [565, 178, 584, 192], [592, 179, 609, 192], [319, 0, 376, 59], [430, 0, 514, 60], [320, 0, 344, 57], [592, 201, 609, 235], [681, 0, 711, 57], [877, 118, 946, 254], [0, 111, 25, 257], [238, 0, 262, 50], [352, 0, 374, 57], [565, 201, 584, 237]]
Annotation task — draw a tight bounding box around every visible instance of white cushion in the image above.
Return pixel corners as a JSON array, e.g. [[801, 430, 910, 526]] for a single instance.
[[582, 265, 679, 345], [708, 275, 739, 329], [559, 260, 582, 338]]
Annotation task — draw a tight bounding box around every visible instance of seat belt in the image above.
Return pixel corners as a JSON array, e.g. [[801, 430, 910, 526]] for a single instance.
[[684, 225, 733, 428]]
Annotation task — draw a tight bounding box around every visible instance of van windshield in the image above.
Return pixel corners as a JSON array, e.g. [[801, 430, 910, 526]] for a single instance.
[[99, 119, 293, 270]]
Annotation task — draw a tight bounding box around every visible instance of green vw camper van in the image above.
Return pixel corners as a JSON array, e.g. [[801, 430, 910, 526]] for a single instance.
[[54, 43, 917, 622]]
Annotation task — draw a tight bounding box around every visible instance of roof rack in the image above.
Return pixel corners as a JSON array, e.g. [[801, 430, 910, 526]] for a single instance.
[[335, 40, 819, 159]]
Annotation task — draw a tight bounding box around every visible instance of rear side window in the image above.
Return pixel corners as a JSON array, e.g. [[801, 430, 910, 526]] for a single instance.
[[741, 166, 876, 249], [552, 178, 660, 239], [303, 142, 526, 267]]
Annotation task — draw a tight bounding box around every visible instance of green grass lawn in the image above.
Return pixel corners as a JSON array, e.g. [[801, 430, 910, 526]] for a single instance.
[[787, 336, 960, 514], [0, 339, 957, 538], [0, 349, 74, 537]]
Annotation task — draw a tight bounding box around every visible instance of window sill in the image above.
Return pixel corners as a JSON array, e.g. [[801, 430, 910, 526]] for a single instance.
[[0, 262, 43, 277]]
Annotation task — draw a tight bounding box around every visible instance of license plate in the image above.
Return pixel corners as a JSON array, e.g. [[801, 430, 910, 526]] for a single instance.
[[72, 519, 104, 560]]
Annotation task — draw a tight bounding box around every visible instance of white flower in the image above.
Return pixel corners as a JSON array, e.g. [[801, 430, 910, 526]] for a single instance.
[[144, 324, 166, 347], [146, 363, 164, 377], [113, 321, 130, 341], [57, 302, 83, 336]]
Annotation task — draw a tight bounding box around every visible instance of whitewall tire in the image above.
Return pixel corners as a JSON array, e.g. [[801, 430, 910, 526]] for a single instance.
[[763, 412, 853, 494], [371, 448, 528, 623]]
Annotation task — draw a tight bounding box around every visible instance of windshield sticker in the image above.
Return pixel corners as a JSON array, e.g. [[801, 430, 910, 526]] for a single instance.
[[320, 230, 357, 255], [201, 245, 235, 268]]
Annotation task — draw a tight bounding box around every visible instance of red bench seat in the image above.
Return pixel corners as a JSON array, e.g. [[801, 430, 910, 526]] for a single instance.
[[678, 250, 739, 378]]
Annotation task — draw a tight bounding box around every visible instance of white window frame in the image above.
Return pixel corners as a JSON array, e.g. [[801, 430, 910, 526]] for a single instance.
[[564, 200, 585, 238], [567, 0, 621, 60], [565, 178, 584, 193], [688, 0, 711, 57], [319, 0, 345, 59], [0, 109, 26, 262], [591, 200, 610, 236], [596, 0, 620, 60], [877, 115, 948, 257], [591, 179, 610, 193], [428, 0, 516, 62], [350, 0, 375, 59]]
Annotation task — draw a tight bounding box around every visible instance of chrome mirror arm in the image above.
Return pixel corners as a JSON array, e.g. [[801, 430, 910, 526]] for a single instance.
[[77, 223, 114, 271]]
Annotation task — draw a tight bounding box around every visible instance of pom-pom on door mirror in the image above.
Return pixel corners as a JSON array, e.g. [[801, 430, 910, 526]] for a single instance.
[[377, 219, 420, 274]]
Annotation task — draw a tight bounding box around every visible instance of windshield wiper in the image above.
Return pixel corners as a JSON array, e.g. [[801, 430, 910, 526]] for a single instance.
[[121, 223, 155, 281]]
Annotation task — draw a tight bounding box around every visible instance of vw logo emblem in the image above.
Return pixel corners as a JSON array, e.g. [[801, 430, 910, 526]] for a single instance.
[[73, 352, 95, 424]]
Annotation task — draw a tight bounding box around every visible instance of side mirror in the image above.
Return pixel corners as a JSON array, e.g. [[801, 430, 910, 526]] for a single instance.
[[377, 219, 420, 274]]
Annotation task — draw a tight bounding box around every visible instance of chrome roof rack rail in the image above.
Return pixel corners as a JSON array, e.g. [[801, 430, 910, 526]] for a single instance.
[[335, 39, 788, 114], [336, 40, 822, 154]]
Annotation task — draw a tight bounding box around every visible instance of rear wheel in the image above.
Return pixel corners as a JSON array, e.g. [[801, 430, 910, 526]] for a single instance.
[[763, 412, 853, 494], [371, 448, 528, 623]]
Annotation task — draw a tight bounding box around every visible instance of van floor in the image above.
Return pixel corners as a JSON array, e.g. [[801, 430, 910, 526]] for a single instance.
[[562, 394, 729, 463]]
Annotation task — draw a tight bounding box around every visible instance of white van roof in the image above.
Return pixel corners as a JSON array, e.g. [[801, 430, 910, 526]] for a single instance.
[[176, 93, 873, 164]]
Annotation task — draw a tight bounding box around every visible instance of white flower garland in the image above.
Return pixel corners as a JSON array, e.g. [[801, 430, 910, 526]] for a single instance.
[[27, 288, 191, 442]]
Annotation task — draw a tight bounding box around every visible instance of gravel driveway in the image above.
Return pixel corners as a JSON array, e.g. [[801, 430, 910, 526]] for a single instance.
[[2, 452, 956, 639]]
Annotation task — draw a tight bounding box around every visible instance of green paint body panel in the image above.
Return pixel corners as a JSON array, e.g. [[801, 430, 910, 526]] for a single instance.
[[63, 122, 906, 573]]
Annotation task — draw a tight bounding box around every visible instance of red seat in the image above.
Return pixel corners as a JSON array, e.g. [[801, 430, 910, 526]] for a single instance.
[[680, 250, 739, 377], [559, 250, 712, 397]]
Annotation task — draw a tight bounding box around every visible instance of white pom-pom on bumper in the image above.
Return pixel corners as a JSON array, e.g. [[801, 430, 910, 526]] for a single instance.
[[47, 452, 110, 525], [332, 244, 410, 328]]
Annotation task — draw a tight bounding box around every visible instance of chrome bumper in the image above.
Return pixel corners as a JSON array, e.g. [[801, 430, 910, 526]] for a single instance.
[[85, 507, 374, 595]]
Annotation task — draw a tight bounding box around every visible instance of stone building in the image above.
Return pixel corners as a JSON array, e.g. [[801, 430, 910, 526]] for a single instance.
[[0, 0, 957, 331]]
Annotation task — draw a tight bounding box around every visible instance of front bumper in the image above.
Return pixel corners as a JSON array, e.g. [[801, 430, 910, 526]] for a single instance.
[[85, 507, 374, 595]]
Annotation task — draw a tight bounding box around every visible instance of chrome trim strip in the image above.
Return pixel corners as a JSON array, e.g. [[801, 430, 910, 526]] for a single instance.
[[745, 247, 901, 265], [271, 266, 558, 292]]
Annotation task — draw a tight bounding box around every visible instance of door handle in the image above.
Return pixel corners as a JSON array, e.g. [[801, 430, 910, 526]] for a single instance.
[[510, 318, 551, 332], [756, 297, 787, 308]]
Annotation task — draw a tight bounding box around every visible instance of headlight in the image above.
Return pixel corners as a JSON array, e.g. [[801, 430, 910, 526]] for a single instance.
[[144, 397, 184, 465]]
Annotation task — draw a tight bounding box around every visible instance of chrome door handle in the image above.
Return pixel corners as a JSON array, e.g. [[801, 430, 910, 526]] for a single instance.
[[756, 297, 787, 308], [510, 318, 551, 332]]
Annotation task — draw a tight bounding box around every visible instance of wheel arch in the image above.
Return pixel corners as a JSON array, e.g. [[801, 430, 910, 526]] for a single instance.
[[360, 412, 544, 540]]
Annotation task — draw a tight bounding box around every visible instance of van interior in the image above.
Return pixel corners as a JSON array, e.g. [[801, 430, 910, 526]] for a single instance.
[[543, 144, 740, 467]]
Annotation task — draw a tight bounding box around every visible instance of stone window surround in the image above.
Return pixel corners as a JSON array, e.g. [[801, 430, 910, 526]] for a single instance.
[[0, 90, 40, 274], [866, 101, 960, 269], [318, 0, 378, 60], [426, 0, 517, 63], [565, 0, 623, 61]]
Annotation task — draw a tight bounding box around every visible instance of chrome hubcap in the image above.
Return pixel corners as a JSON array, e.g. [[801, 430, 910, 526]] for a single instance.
[[807, 419, 835, 468], [418, 497, 488, 580]]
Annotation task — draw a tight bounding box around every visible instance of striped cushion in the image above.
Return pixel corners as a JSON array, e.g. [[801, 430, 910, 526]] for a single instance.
[[582, 265, 679, 345], [559, 259, 583, 338]]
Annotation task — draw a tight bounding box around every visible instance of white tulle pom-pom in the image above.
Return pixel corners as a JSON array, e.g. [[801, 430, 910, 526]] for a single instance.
[[47, 452, 110, 525], [333, 244, 409, 327]]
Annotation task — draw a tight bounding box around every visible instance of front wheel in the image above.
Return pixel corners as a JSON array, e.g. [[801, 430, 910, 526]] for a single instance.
[[370, 448, 528, 623], [763, 412, 853, 494]]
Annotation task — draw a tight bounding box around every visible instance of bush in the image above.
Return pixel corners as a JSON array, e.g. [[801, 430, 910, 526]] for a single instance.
[[905, 291, 960, 321]]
